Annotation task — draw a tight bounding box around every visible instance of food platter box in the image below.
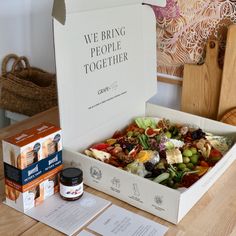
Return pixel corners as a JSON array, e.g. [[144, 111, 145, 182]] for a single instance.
[[52, 0, 236, 224]]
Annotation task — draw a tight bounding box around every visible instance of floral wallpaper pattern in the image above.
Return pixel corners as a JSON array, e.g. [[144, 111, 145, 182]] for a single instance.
[[152, 0, 236, 78]]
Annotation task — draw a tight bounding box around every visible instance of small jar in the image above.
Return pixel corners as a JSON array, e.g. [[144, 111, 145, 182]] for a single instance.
[[59, 167, 83, 201]]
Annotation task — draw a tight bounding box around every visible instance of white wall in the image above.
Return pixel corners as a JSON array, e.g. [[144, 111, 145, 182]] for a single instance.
[[0, 0, 55, 128], [0, 0, 55, 72], [149, 81, 181, 110], [0, 0, 180, 128]]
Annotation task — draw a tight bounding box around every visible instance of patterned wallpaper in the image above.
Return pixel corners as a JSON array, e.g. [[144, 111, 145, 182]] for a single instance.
[[151, 0, 236, 79]]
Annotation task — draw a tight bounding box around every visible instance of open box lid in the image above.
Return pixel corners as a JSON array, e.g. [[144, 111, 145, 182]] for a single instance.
[[53, 0, 166, 148]]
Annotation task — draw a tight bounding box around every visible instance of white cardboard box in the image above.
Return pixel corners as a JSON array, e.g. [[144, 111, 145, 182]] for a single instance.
[[52, 0, 236, 224]]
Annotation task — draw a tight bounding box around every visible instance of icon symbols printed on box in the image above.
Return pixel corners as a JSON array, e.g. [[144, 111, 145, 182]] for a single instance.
[[90, 166, 102, 180], [132, 183, 140, 197], [111, 177, 120, 188], [154, 195, 163, 205]]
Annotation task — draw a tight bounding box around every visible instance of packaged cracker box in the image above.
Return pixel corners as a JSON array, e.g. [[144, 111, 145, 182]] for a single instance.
[[3, 123, 62, 212], [3, 130, 42, 170], [33, 122, 62, 159], [5, 165, 62, 212]]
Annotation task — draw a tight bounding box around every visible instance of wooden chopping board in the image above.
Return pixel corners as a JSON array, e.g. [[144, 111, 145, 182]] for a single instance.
[[220, 108, 236, 126], [217, 25, 236, 120], [181, 40, 222, 119]]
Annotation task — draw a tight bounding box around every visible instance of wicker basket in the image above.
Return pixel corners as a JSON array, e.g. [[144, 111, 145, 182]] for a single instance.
[[0, 54, 58, 116]]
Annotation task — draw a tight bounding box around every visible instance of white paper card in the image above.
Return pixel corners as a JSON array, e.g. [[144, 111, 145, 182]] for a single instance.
[[77, 230, 96, 236], [26, 192, 111, 236], [88, 205, 169, 236]]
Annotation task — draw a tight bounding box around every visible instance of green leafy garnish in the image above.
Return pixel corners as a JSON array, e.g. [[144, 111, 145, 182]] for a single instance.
[[135, 118, 156, 129], [138, 134, 150, 150], [168, 164, 199, 183]]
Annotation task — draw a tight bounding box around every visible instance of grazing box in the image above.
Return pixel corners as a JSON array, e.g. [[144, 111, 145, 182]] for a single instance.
[[52, 0, 236, 223]]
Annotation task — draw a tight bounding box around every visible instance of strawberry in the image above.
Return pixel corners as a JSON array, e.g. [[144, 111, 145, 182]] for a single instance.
[[209, 149, 222, 158], [209, 149, 222, 165]]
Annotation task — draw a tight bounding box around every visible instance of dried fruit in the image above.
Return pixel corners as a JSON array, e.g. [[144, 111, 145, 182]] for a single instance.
[[116, 152, 135, 164], [191, 129, 205, 140], [195, 166, 209, 176], [157, 119, 170, 131], [144, 161, 155, 171], [112, 131, 123, 139], [182, 174, 200, 187], [137, 150, 153, 163], [106, 139, 117, 145], [145, 127, 161, 137]]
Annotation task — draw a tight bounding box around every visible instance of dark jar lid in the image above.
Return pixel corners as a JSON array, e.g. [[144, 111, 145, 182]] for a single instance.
[[60, 167, 83, 186]]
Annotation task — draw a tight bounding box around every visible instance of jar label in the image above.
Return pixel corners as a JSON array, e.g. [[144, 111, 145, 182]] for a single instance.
[[60, 182, 83, 198]]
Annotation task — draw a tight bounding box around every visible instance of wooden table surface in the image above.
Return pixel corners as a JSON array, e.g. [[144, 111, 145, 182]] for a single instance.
[[0, 107, 236, 236]]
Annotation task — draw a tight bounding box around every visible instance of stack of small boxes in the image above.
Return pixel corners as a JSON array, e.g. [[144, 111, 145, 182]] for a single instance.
[[3, 122, 62, 212]]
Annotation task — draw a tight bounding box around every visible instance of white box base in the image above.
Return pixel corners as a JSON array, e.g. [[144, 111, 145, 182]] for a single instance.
[[62, 104, 236, 224]]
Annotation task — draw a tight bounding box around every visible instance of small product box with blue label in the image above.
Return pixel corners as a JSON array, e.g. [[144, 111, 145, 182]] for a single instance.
[[3, 122, 63, 212]]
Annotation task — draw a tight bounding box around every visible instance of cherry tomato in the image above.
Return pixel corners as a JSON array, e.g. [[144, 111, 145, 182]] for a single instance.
[[200, 161, 209, 167]]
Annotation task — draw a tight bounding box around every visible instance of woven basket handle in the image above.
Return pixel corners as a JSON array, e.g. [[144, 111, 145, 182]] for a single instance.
[[1, 53, 22, 75], [12, 56, 31, 73]]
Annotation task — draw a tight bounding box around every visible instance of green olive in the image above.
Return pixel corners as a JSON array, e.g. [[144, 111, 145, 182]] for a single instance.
[[190, 147, 197, 155], [183, 149, 193, 157], [190, 154, 199, 165], [178, 163, 186, 170], [165, 131, 172, 139], [167, 178, 175, 188], [186, 163, 195, 170], [183, 156, 190, 164]]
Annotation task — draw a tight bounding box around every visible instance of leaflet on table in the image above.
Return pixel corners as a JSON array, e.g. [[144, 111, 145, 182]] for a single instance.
[[26, 192, 111, 236], [77, 230, 96, 236], [88, 205, 169, 236]]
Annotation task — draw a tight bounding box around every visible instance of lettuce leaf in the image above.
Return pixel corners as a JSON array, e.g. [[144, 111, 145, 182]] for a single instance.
[[135, 118, 156, 129]]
